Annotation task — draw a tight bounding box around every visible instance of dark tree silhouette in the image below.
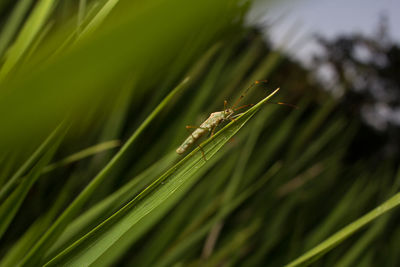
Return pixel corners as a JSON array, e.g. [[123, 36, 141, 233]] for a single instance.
[[313, 18, 400, 162]]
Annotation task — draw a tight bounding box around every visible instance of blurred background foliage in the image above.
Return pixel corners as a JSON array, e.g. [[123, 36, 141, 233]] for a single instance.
[[0, 0, 399, 266]]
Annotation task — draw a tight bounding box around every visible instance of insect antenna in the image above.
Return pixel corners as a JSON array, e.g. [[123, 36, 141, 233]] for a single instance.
[[232, 80, 268, 109]]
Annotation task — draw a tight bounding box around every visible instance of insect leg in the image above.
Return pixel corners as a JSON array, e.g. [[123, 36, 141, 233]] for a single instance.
[[234, 103, 253, 111], [211, 125, 217, 137], [197, 144, 207, 161]]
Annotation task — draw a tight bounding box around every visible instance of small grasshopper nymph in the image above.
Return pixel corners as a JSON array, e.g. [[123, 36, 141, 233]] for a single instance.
[[176, 80, 271, 158]]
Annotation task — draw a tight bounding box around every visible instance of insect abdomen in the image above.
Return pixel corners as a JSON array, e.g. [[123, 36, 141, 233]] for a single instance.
[[176, 128, 207, 154]]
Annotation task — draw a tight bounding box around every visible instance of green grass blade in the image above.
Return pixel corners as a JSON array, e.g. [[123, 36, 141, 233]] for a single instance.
[[0, 216, 48, 267], [79, 0, 120, 38], [304, 178, 366, 249], [43, 140, 120, 173], [77, 0, 87, 33], [0, 125, 66, 239], [88, 150, 231, 267], [201, 103, 276, 258], [45, 152, 176, 259], [42, 88, 280, 266], [336, 168, 400, 267], [0, 123, 66, 204], [155, 163, 282, 267], [337, 214, 390, 267], [204, 220, 261, 266], [246, 100, 305, 180], [0, 139, 118, 235], [287, 98, 337, 161], [0, 0, 34, 59], [18, 77, 190, 267], [0, 0, 57, 80], [132, 150, 237, 267], [0, 165, 76, 267], [285, 191, 400, 267]]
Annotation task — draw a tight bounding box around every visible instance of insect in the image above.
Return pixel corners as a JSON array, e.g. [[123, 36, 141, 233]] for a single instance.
[[176, 80, 273, 159]]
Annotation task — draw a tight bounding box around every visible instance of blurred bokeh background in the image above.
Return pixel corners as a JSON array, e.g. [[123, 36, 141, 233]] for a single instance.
[[0, 0, 399, 266]]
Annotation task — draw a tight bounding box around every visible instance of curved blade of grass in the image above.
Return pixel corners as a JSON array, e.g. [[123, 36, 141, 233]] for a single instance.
[[201, 105, 276, 258], [285, 191, 400, 267], [43, 140, 120, 173], [45, 152, 176, 259], [337, 213, 390, 267], [287, 98, 337, 161], [77, 0, 87, 33], [0, 139, 118, 234], [0, 124, 66, 239], [0, 0, 57, 80], [89, 149, 231, 267], [0, 151, 173, 267], [79, 0, 120, 38], [131, 148, 237, 267], [43, 88, 280, 266], [335, 168, 400, 267], [0, 161, 77, 267], [155, 162, 282, 267], [99, 137, 244, 266], [304, 178, 366, 249], [0, 0, 34, 59], [0, 136, 117, 205], [0, 123, 66, 204], [204, 220, 261, 267], [19, 77, 190, 267]]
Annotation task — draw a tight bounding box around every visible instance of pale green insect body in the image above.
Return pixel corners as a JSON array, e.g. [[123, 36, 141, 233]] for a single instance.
[[176, 108, 234, 154]]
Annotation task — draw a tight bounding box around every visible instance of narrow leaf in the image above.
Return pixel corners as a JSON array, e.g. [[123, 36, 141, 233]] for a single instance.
[[0, 124, 66, 239], [0, 0, 57, 80], [19, 77, 190, 267], [0, 123, 66, 204], [286, 191, 400, 267], [44, 88, 280, 266]]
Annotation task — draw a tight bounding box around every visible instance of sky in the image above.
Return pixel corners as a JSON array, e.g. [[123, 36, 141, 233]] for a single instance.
[[251, 0, 400, 65]]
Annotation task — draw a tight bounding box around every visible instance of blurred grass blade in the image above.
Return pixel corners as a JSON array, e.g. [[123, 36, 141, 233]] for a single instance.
[[19, 77, 190, 267], [0, 123, 66, 204], [43, 88, 280, 266], [45, 152, 176, 259], [0, 139, 118, 220], [0, 166, 76, 267], [337, 213, 390, 267], [43, 140, 120, 173], [201, 103, 276, 258], [304, 179, 366, 249], [88, 149, 231, 267], [0, 0, 57, 80], [287, 98, 337, 161], [0, 124, 66, 239], [286, 191, 400, 267], [0, 0, 34, 59], [336, 169, 400, 267], [79, 0, 120, 38], [205, 220, 260, 266], [77, 0, 87, 33], [0, 152, 173, 267], [155, 163, 282, 267], [132, 150, 237, 267]]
